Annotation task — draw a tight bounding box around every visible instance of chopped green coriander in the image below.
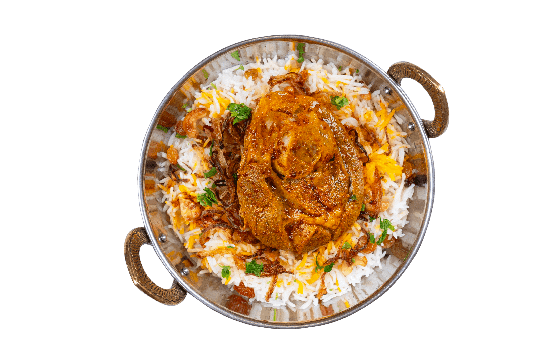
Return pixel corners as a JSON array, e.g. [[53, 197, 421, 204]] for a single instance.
[[211, 183, 216, 189], [202, 69, 209, 79], [351, 258, 355, 263], [379, 217, 395, 231], [324, 263, 334, 273], [273, 308, 277, 321], [176, 164, 186, 172], [227, 103, 251, 125], [156, 125, 169, 133], [181, 104, 188, 109], [338, 66, 342, 71], [186, 108, 192, 113], [233, 173, 238, 181], [331, 96, 349, 110], [231, 50, 240, 61], [361, 204, 365, 212], [197, 187, 218, 207], [221, 266, 231, 279], [204, 167, 217, 178], [175, 134, 187, 139], [342, 242, 352, 250], [369, 216, 375, 222], [296, 43, 305, 63], [227, 246, 235, 249], [209, 141, 214, 157], [245, 259, 264, 277], [349, 194, 357, 201], [355, 69, 359, 74], [211, 83, 217, 89], [237, 65, 244, 71]]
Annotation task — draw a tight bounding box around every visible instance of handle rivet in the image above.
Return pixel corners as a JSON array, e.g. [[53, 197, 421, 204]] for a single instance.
[[181, 268, 190, 276], [383, 86, 391, 95], [159, 234, 167, 243], [408, 123, 415, 131]]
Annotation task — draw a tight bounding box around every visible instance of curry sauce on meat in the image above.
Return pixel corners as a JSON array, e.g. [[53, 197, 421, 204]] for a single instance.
[[237, 78, 364, 254]]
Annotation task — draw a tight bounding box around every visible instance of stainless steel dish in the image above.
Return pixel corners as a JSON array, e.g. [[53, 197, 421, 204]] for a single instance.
[[124, 35, 449, 328]]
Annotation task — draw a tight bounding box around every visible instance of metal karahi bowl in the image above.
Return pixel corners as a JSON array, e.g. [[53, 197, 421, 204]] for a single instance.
[[125, 35, 448, 328]]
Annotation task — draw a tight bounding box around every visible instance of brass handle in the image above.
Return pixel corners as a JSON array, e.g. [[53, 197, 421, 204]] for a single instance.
[[387, 61, 449, 138], [124, 227, 187, 305]]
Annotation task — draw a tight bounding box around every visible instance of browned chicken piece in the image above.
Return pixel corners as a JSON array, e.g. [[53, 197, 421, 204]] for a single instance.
[[166, 145, 179, 164], [178, 194, 202, 221], [176, 108, 209, 138], [237, 89, 364, 254]]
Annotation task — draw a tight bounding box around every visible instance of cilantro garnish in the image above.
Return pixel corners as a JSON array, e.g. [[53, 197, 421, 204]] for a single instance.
[[221, 266, 231, 279], [227, 246, 235, 249], [204, 167, 217, 178], [245, 259, 264, 277], [156, 125, 168, 133], [237, 65, 244, 71], [361, 204, 365, 212], [175, 134, 187, 139], [202, 69, 209, 79], [342, 242, 352, 250], [369, 216, 375, 222], [211, 83, 217, 89], [233, 173, 238, 181], [369, 217, 395, 245], [349, 194, 356, 201], [227, 103, 251, 125], [355, 69, 359, 74], [176, 164, 186, 172], [338, 66, 342, 71], [209, 141, 214, 157], [314, 256, 334, 273], [182, 104, 188, 109], [296, 43, 305, 63], [351, 258, 355, 263], [331, 96, 349, 110], [231, 50, 240, 61], [197, 187, 218, 207]]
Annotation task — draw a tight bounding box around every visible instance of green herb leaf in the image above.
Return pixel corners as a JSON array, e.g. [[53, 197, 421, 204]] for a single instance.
[[204, 167, 217, 178], [227, 103, 251, 125], [221, 266, 231, 279], [361, 204, 365, 212], [209, 141, 214, 157], [233, 173, 238, 181], [331, 96, 349, 110], [355, 69, 359, 74], [176, 164, 186, 172], [369, 216, 375, 222], [245, 259, 264, 277], [202, 69, 209, 79], [349, 194, 356, 201], [237, 65, 244, 71], [324, 263, 334, 273], [231, 51, 240, 61], [227, 246, 235, 249], [351, 258, 355, 263], [175, 134, 187, 139], [297, 43, 305, 56], [211, 83, 217, 89], [338, 66, 342, 71], [297, 56, 304, 63], [369, 232, 376, 244], [156, 125, 169, 133], [182, 104, 188, 109], [342, 242, 352, 250], [197, 187, 218, 207]]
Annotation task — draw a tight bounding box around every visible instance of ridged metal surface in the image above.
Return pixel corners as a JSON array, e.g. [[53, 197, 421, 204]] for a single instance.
[[125, 227, 187, 305], [125, 35, 446, 328], [388, 61, 449, 138]]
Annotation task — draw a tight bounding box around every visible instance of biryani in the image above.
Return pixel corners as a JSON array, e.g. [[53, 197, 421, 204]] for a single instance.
[[150, 44, 421, 310]]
